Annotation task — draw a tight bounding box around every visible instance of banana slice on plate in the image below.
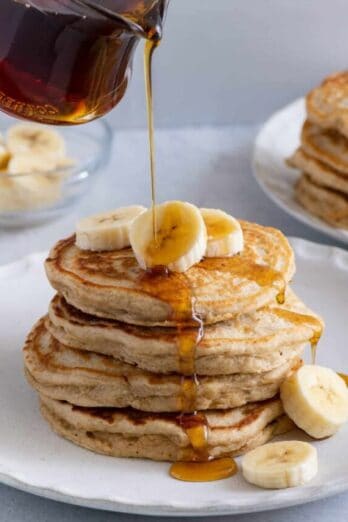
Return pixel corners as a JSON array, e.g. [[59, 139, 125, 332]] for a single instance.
[[242, 441, 318, 489], [7, 124, 65, 159], [281, 365, 348, 439], [200, 208, 243, 257], [76, 206, 146, 252], [130, 201, 207, 272]]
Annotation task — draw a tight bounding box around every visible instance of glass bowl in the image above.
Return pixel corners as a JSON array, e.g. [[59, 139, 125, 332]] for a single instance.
[[0, 117, 112, 227]]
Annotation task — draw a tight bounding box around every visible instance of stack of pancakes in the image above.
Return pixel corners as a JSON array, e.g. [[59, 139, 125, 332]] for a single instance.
[[288, 71, 348, 229], [23, 221, 322, 462]]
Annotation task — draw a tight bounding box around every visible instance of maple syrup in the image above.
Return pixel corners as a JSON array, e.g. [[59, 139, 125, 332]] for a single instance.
[[272, 308, 323, 365], [140, 264, 238, 482], [170, 411, 237, 481], [310, 330, 321, 365], [144, 38, 160, 239], [141, 267, 204, 413], [170, 457, 238, 483], [200, 256, 286, 306], [0, 0, 168, 124]]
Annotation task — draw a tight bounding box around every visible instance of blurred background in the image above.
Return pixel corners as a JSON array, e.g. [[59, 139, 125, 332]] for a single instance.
[[108, 0, 348, 128]]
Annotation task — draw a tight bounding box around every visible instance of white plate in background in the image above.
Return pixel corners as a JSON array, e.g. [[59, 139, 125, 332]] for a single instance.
[[0, 242, 347, 516], [253, 98, 348, 246]]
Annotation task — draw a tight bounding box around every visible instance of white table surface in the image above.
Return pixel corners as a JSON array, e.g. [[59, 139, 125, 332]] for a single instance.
[[0, 125, 347, 521]]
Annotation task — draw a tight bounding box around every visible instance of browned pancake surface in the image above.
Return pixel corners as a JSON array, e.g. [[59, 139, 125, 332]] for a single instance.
[[45, 221, 295, 325]]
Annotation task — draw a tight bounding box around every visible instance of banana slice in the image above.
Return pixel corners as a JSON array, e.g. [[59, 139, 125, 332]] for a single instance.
[[7, 124, 65, 159], [0, 144, 10, 170], [129, 201, 207, 272], [281, 365, 348, 439], [242, 441, 318, 489], [8, 154, 58, 174], [200, 208, 244, 257], [76, 206, 146, 252]]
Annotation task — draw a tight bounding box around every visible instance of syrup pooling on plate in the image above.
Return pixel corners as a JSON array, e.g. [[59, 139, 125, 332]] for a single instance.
[[171, 413, 238, 482], [170, 457, 238, 483]]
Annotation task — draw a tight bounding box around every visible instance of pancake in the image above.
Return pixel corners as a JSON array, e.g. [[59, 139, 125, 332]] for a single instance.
[[301, 120, 348, 175], [306, 71, 348, 139], [45, 221, 295, 326], [295, 174, 348, 229], [40, 395, 294, 461], [47, 289, 321, 375], [24, 318, 302, 411], [287, 147, 348, 196]]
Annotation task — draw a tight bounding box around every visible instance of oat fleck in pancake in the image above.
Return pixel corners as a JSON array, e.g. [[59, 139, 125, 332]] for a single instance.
[[46, 288, 322, 375], [40, 394, 293, 461], [24, 318, 302, 412], [306, 71, 348, 138], [45, 221, 295, 326]]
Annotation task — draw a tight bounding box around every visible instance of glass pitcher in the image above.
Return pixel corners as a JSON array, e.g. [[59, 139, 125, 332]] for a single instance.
[[0, 0, 168, 125]]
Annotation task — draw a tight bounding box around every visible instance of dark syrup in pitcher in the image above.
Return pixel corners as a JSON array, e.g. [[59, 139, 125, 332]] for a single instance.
[[0, 0, 167, 124]]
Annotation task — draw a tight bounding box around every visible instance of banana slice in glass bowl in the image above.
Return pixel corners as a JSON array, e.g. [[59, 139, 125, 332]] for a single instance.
[[0, 117, 112, 227]]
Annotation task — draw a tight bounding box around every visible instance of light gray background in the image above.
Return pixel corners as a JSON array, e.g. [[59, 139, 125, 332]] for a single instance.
[[108, 0, 348, 128], [1, 0, 348, 520]]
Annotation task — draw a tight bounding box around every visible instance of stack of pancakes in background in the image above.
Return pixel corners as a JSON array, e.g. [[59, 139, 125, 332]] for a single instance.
[[288, 71, 348, 229], [23, 221, 322, 463]]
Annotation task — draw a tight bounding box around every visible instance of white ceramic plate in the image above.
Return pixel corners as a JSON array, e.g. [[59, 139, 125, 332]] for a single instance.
[[0, 242, 348, 516], [253, 98, 348, 245]]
